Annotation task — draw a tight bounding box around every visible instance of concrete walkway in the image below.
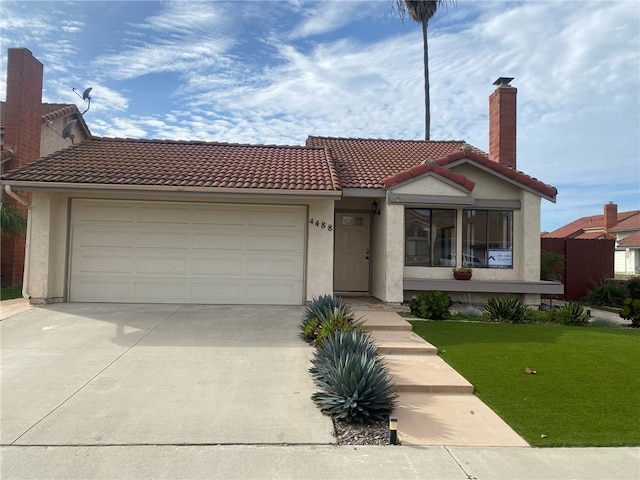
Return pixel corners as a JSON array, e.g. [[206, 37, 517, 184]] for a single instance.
[[357, 310, 529, 447]]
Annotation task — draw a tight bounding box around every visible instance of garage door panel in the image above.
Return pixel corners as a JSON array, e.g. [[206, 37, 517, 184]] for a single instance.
[[191, 256, 243, 276], [136, 230, 190, 249], [247, 209, 302, 228], [246, 257, 302, 276], [70, 200, 306, 305], [72, 254, 133, 274], [192, 208, 245, 226], [133, 281, 187, 301], [246, 232, 304, 253], [137, 206, 190, 224], [190, 282, 245, 303], [70, 279, 132, 302], [246, 282, 302, 304], [76, 228, 133, 248], [136, 256, 187, 274], [192, 232, 244, 250], [77, 203, 135, 223]]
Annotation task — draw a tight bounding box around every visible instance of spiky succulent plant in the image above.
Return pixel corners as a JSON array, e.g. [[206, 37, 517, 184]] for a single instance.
[[484, 296, 532, 324], [310, 331, 396, 423], [553, 302, 590, 326]]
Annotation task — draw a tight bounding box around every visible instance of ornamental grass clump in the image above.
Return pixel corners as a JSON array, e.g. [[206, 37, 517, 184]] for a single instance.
[[310, 330, 397, 423], [484, 296, 532, 324]]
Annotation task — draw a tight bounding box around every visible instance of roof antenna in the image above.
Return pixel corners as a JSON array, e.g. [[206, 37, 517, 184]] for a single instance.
[[72, 87, 92, 115]]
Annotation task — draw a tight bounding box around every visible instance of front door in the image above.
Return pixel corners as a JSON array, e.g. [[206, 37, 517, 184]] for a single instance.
[[334, 212, 371, 292]]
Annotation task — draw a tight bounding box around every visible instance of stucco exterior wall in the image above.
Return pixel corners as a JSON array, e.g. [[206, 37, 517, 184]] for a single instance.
[[24, 191, 335, 303], [389, 175, 468, 197], [40, 117, 87, 157]]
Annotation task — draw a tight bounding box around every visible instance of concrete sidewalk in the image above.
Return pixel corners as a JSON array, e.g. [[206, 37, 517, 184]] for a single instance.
[[2, 445, 638, 479]]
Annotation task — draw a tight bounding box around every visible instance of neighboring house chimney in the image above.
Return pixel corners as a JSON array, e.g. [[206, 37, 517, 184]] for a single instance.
[[489, 77, 517, 169], [3, 48, 43, 168], [604, 201, 618, 235], [1, 48, 43, 288]]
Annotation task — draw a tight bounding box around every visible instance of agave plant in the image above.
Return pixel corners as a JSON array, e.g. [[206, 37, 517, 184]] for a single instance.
[[553, 302, 590, 326], [484, 296, 532, 324], [310, 330, 377, 383], [310, 331, 397, 423]]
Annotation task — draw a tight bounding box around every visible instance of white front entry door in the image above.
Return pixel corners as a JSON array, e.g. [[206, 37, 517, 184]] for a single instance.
[[333, 212, 371, 292]]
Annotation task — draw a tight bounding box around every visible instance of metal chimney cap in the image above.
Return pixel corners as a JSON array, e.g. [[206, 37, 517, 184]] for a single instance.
[[493, 77, 514, 86]]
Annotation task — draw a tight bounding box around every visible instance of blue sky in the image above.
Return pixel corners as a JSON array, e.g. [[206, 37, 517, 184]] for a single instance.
[[1, 0, 638, 232]]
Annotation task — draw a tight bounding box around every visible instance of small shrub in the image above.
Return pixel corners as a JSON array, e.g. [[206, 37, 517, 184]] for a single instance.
[[552, 302, 590, 326], [484, 297, 532, 324], [620, 297, 640, 327], [625, 277, 640, 298], [310, 330, 397, 423], [409, 291, 452, 320], [300, 295, 355, 343], [584, 282, 626, 308], [315, 308, 363, 345], [540, 250, 564, 281]]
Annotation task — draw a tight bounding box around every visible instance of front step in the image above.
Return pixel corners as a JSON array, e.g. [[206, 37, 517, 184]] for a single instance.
[[355, 311, 412, 331], [368, 330, 438, 355], [382, 354, 474, 394]]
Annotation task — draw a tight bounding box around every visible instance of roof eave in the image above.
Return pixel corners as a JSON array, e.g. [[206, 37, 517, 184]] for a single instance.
[[0, 180, 342, 199]]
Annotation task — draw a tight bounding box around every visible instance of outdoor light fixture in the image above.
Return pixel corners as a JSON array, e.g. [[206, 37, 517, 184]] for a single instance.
[[371, 200, 381, 216]]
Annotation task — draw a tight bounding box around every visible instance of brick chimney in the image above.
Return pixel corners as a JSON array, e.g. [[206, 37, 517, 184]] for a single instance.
[[3, 47, 43, 168], [604, 201, 618, 234], [1, 48, 43, 288], [489, 77, 517, 169]]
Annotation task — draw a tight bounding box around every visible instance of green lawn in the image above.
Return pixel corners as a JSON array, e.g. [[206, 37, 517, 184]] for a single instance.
[[1, 286, 22, 301], [410, 320, 640, 447]]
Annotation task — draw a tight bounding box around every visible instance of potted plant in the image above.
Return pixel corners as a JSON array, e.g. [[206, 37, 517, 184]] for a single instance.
[[453, 266, 473, 280]]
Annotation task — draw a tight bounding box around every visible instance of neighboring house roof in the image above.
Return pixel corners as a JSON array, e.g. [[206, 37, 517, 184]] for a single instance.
[[618, 230, 640, 248], [307, 136, 557, 199], [0, 101, 91, 138], [0, 136, 341, 193], [610, 212, 640, 232], [543, 210, 640, 239]]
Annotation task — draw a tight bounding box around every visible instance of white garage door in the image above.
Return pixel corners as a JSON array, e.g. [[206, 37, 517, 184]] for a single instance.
[[69, 200, 306, 304]]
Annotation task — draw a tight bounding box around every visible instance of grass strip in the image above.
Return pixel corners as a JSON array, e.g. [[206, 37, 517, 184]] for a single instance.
[[410, 320, 640, 447], [1, 286, 22, 301]]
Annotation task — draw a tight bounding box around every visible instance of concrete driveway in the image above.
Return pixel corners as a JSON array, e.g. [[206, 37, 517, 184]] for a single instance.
[[1, 303, 334, 446]]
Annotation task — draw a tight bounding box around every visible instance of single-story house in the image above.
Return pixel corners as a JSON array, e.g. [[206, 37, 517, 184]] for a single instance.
[[1, 70, 562, 306]]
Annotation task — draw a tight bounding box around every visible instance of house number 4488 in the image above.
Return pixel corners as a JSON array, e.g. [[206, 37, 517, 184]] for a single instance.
[[309, 218, 332, 231]]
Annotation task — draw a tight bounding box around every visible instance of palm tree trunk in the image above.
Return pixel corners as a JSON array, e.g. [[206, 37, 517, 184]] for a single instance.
[[422, 19, 430, 141]]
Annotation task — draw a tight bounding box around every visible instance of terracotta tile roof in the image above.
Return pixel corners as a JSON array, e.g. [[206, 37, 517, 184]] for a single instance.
[[307, 136, 557, 199], [0, 136, 341, 192], [382, 159, 475, 191], [618, 230, 640, 247], [306, 136, 479, 189], [610, 211, 640, 232], [543, 210, 640, 239], [1, 101, 91, 137], [436, 149, 558, 199]]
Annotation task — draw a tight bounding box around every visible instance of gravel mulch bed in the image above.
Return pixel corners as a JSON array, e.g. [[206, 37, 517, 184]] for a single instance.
[[333, 418, 397, 446]]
